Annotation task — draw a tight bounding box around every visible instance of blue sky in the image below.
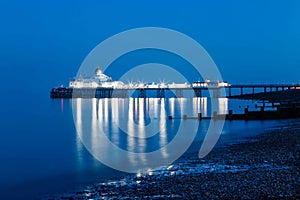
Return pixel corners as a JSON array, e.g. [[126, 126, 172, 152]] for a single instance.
[[0, 0, 299, 90]]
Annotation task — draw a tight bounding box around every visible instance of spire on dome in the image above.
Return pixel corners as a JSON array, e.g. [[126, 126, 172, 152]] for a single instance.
[[95, 67, 102, 76]]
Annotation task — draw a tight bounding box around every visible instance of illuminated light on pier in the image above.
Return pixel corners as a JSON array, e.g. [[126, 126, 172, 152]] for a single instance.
[[291, 86, 300, 90], [68, 67, 229, 90]]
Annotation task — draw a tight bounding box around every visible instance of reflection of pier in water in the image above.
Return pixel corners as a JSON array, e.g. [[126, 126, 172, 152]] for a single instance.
[[72, 97, 227, 171]]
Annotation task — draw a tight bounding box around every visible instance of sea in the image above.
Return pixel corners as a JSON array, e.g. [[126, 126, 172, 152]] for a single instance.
[[0, 94, 293, 199]]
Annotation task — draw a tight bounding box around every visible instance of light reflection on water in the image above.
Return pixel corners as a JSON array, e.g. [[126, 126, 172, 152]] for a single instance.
[[72, 97, 277, 163], [72, 97, 278, 172], [75, 97, 211, 142], [72, 97, 229, 172]]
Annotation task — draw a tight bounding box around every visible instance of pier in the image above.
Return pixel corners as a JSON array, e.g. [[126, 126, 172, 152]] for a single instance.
[[50, 83, 300, 99], [52, 67, 300, 100]]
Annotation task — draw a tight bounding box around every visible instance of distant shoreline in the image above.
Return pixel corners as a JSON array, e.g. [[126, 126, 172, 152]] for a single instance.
[[49, 120, 300, 199]]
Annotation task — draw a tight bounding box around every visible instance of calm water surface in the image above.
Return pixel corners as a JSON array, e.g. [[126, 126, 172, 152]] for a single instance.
[[0, 96, 287, 199]]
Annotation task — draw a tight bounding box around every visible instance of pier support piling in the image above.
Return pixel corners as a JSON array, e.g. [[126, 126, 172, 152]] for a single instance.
[[194, 89, 202, 98], [175, 89, 183, 98], [138, 89, 146, 98], [212, 89, 221, 98], [156, 89, 165, 98], [228, 87, 232, 97]]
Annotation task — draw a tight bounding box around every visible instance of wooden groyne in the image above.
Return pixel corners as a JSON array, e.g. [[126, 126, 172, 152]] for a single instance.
[[169, 107, 300, 121], [222, 89, 300, 120]]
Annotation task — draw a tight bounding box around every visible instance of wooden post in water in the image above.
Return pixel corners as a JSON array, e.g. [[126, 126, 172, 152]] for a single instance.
[[213, 111, 217, 120], [228, 110, 233, 120], [198, 113, 202, 120], [244, 108, 249, 120]]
